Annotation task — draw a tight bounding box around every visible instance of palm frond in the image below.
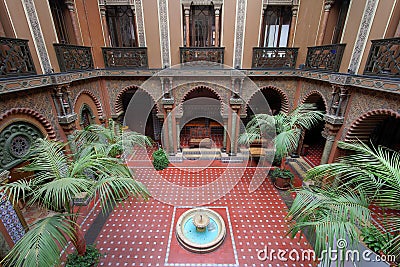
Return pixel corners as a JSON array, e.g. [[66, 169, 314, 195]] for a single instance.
[[1, 214, 76, 267]]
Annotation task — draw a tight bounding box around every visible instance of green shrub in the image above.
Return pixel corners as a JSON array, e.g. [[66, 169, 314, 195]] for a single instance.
[[66, 244, 102, 267], [361, 226, 394, 254], [152, 149, 169, 170], [269, 168, 294, 180]]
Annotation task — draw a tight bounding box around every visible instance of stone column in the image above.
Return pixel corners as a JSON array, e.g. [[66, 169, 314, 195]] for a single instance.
[[184, 7, 190, 46], [288, 5, 299, 47], [176, 118, 181, 152], [214, 8, 220, 46], [162, 98, 175, 155], [229, 98, 243, 156], [53, 85, 77, 136], [222, 118, 228, 152], [320, 120, 342, 164], [316, 0, 334, 46], [99, 5, 111, 47], [64, 0, 82, 45]]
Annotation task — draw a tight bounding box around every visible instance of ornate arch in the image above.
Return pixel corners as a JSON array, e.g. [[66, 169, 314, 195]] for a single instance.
[[246, 86, 290, 114], [345, 109, 400, 142], [300, 90, 328, 113], [115, 85, 158, 114], [0, 108, 56, 140], [180, 85, 224, 114], [74, 90, 104, 119]]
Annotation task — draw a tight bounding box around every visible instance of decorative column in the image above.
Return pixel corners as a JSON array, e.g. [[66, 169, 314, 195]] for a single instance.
[[184, 7, 190, 46], [288, 5, 299, 47], [99, 5, 111, 47], [316, 0, 334, 46], [229, 98, 243, 156], [162, 98, 175, 155], [214, 7, 221, 46], [320, 84, 349, 164], [222, 117, 228, 152], [64, 0, 82, 45], [176, 117, 181, 152], [52, 84, 77, 136]]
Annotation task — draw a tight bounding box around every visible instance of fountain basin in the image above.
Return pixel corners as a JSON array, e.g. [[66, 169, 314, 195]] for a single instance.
[[176, 208, 226, 253]]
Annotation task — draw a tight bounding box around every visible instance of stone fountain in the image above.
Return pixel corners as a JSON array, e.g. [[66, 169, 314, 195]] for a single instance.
[[176, 208, 226, 253]]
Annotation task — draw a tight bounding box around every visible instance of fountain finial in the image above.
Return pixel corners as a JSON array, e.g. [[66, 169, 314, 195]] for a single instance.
[[193, 211, 210, 232]]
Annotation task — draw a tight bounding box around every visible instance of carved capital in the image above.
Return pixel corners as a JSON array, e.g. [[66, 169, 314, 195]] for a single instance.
[[64, 0, 76, 12], [324, 0, 334, 11]]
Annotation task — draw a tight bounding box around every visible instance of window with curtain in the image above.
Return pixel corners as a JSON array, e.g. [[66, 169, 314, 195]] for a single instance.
[[49, 0, 70, 44], [106, 5, 138, 47], [260, 6, 292, 47]]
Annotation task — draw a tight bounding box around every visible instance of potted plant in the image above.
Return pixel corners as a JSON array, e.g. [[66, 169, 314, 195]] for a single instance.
[[239, 104, 323, 189], [0, 136, 150, 267], [269, 168, 294, 190]]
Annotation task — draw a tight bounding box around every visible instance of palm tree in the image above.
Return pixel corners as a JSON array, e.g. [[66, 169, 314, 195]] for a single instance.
[[0, 137, 150, 267], [287, 141, 400, 264], [239, 104, 324, 169], [72, 119, 152, 159]]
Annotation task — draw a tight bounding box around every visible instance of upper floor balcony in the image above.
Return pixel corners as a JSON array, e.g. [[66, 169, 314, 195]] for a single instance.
[[0, 37, 36, 78], [364, 37, 400, 78], [304, 44, 346, 72], [54, 43, 94, 72], [102, 47, 148, 69], [252, 47, 299, 69], [180, 47, 225, 64]]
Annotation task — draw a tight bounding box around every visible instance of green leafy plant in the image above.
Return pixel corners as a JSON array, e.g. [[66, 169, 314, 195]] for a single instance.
[[239, 104, 323, 170], [0, 137, 150, 267], [269, 168, 294, 180], [287, 142, 400, 265], [66, 244, 103, 267], [152, 148, 169, 170], [361, 225, 394, 255]]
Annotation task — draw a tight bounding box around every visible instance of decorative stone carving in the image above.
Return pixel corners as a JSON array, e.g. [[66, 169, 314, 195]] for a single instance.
[[233, 0, 246, 68], [348, 0, 379, 73]]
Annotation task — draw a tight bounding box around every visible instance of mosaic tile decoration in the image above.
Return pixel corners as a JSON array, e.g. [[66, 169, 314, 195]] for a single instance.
[[0, 192, 25, 244]]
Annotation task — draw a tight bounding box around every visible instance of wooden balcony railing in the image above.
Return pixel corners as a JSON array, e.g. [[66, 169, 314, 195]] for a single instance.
[[180, 47, 224, 64], [252, 47, 299, 69], [305, 44, 346, 72], [102, 47, 148, 69], [54, 44, 94, 72], [364, 37, 400, 77], [0, 37, 36, 78]]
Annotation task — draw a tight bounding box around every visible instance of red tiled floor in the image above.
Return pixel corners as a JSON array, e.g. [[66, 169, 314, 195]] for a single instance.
[[69, 166, 317, 267], [303, 143, 324, 167]]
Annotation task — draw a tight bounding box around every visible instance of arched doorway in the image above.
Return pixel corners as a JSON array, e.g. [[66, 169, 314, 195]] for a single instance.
[[345, 110, 400, 151], [120, 88, 160, 142], [180, 87, 224, 149], [299, 92, 327, 167], [242, 87, 289, 128]]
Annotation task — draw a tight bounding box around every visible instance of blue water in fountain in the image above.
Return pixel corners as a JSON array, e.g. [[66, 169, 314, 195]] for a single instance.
[[183, 217, 219, 244]]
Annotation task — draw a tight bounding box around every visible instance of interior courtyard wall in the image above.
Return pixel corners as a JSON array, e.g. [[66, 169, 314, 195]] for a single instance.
[[0, 89, 61, 139]]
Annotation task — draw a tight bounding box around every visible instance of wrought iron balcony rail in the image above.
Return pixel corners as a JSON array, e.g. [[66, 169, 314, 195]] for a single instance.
[[180, 47, 224, 64], [305, 44, 346, 72], [0, 37, 36, 78], [252, 47, 299, 69], [364, 37, 400, 77], [54, 43, 94, 72], [102, 47, 148, 69]]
